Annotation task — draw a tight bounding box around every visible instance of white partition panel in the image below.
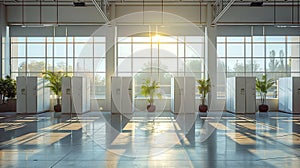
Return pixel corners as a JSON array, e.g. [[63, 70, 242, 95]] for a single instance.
[[226, 77, 256, 114], [72, 77, 82, 113], [171, 77, 195, 114], [71, 76, 91, 114], [62, 77, 72, 114], [279, 77, 300, 113], [17, 77, 50, 114], [17, 77, 26, 113], [62, 76, 90, 114], [26, 77, 37, 113], [111, 77, 133, 114]]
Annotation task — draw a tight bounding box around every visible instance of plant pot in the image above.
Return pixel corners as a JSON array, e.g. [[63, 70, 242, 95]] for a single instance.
[[54, 104, 61, 112], [147, 104, 156, 112], [199, 104, 208, 112], [0, 99, 16, 112], [259, 104, 269, 112]]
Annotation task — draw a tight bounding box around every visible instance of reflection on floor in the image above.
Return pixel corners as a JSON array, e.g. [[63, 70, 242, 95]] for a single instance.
[[0, 112, 300, 168]]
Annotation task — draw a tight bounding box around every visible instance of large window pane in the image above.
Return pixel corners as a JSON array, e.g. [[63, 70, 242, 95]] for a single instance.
[[159, 58, 177, 72], [217, 35, 300, 99], [94, 44, 105, 57], [266, 36, 285, 42], [118, 44, 131, 58], [11, 58, 26, 72], [94, 58, 106, 72], [287, 44, 300, 57], [93, 73, 106, 99], [54, 44, 66, 57], [186, 44, 203, 58], [252, 59, 265, 72], [10, 36, 106, 99], [27, 44, 45, 57], [133, 44, 151, 57], [266, 44, 285, 57], [11, 44, 25, 57], [217, 44, 225, 57], [54, 59, 66, 71], [133, 58, 151, 72], [27, 37, 45, 43], [253, 44, 264, 57], [27, 58, 45, 73], [118, 58, 131, 72], [185, 59, 204, 73], [266, 58, 286, 72], [75, 44, 93, 57], [227, 58, 244, 72], [227, 37, 244, 42], [160, 44, 177, 57], [290, 58, 300, 72], [117, 36, 205, 102], [227, 44, 244, 57], [47, 44, 53, 58]]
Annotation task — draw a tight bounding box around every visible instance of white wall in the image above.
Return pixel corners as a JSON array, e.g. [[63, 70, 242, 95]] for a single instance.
[[6, 6, 105, 25], [115, 4, 207, 24], [220, 6, 300, 24]]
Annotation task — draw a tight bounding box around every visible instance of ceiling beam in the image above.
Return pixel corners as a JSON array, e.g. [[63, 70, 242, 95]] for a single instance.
[[92, 0, 109, 23], [211, 0, 236, 25]]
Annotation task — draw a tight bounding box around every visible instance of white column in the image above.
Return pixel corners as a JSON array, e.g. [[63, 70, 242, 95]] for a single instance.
[[0, 4, 6, 77], [105, 26, 116, 110], [206, 3, 220, 111]]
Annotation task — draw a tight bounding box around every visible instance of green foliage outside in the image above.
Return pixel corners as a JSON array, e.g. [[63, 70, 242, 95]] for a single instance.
[[0, 76, 17, 104]]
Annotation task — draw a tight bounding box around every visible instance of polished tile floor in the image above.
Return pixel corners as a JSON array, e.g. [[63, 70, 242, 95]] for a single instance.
[[0, 111, 300, 168]]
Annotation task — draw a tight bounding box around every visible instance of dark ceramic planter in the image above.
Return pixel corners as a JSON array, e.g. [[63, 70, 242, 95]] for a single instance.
[[54, 104, 61, 112], [199, 104, 208, 112], [259, 104, 269, 112], [147, 104, 156, 112], [0, 99, 16, 112]]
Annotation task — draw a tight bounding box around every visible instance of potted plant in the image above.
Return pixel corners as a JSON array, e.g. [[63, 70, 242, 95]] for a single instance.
[[0, 75, 16, 104], [256, 74, 275, 112], [197, 78, 211, 112], [42, 71, 65, 112], [0, 76, 17, 112], [140, 79, 162, 112]]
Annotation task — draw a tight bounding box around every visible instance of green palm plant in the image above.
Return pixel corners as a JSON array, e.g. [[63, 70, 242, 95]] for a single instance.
[[42, 71, 66, 110], [256, 74, 275, 105], [140, 79, 162, 105], [197, 78, 211, 106]]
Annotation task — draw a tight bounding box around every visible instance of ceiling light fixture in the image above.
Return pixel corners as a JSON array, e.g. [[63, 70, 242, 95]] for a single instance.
[[250, 1, 263, 7], [73, 1, 85, 7]]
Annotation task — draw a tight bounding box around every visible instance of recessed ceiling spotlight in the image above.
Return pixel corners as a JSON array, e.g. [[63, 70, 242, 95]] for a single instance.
[[73, 1, 85, 7], [250, 1, 263, 7]]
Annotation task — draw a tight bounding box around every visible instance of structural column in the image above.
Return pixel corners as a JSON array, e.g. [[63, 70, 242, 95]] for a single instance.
[[206, 3, 221, 111], [0, 4, 5, 77], [105, 26, 116, 111]]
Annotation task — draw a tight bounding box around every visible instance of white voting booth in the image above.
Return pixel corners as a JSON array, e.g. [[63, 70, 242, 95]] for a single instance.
[[61, 76, 90, 114], [278, 77, 300, 113], [226, 77, 256, 114], [17, 77, 50, 113], [171, 77, 195, 114], [111, 77, 133, 114]]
